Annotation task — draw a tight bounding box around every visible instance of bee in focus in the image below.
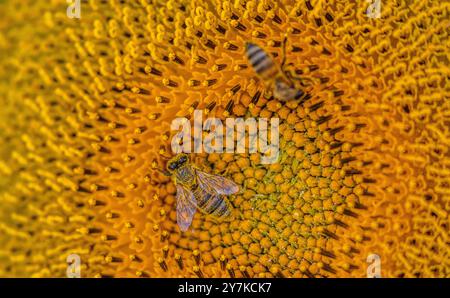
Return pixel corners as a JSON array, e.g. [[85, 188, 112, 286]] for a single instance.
[[165, 154, 239, 232], [245, 36, 314, 102]]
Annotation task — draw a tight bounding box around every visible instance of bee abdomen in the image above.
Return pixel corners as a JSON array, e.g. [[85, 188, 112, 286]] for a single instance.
[[196, 189, 230, 218], [206, 196, 230, 218], [211, 199, 231, 218], [246, 43, 273, 74], [195, 191, 211, 209]]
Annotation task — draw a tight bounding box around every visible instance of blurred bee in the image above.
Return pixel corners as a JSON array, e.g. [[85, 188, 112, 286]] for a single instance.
[[245, 36, 313, 101], [165, 154, 239, 232]]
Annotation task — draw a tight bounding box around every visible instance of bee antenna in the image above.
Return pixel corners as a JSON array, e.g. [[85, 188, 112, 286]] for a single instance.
[[281, 34, 288, 69], [159, 153, 172, 160]]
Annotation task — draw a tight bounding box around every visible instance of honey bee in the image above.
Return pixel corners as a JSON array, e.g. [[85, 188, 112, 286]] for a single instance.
[[245, 36, 313, 102], [165, 154, 239, 232]]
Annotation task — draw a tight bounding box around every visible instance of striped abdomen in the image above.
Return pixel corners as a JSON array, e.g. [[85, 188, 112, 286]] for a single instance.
[[191, 184, 231, 218], [246, 43, 277, 79]]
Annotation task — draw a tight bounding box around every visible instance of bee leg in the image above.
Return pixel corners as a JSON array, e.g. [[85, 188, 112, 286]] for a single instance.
[[281, 57, 314, 87], [280, 35, 288, 69], [280, 35, 297, 84], [285, 70, 314, 87], [284, 70, 297, 87], [280, 39, 307, 88], [154, 167, 172, 176]]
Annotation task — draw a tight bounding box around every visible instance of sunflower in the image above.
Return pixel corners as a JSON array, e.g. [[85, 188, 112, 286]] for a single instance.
[[0, 0, 448, 277]]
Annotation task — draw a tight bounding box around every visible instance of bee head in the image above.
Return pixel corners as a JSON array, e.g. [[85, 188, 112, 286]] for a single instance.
[[166, 154, 189, 173]]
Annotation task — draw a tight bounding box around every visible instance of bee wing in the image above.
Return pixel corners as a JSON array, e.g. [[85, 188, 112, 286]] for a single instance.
[[196, 170, 239, 195], [176, 184, 197, 232]]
